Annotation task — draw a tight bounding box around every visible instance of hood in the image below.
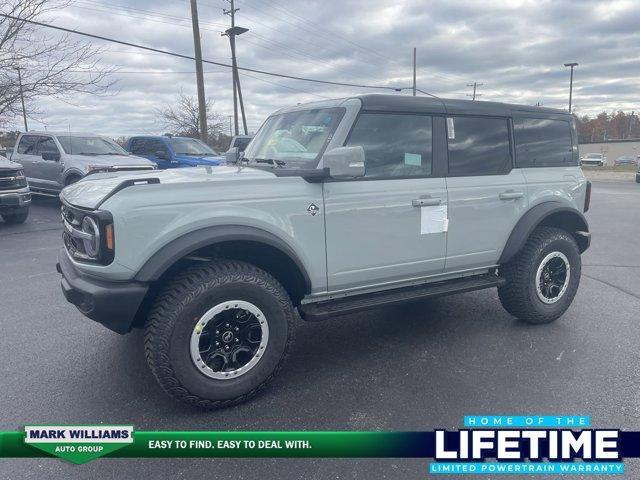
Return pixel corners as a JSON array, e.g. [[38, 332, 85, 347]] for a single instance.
[[173, 154, 225, 166], [60, 165, 277, 209], [67, 153, 155, 166], [0, 155, 22, 170]]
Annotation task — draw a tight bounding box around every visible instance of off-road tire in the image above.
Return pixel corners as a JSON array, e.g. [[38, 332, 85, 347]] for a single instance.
[[498, 226, 581, 324], [2, 210, 29, 224], [144, 260, 295, 408]]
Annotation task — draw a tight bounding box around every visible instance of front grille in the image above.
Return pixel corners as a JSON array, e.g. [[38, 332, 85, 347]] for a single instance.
[[61, 202, 90, 260], [0, 169, 20, 191]]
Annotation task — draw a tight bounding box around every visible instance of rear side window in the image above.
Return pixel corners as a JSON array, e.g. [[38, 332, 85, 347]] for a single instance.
[[514, 118, 574, 167], [17, 135, 38, 154], [346, 113, 432, 178], [446, 116, 511, 176]]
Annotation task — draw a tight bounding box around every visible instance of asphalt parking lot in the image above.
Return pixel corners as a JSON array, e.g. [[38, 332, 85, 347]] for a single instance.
[[1, 180, 639, 479]]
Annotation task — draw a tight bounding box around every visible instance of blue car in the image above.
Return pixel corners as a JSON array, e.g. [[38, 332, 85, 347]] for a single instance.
[[125, 135, 225, 168]]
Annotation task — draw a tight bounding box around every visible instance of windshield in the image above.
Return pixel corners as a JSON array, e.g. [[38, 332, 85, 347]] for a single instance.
[[169, 138, 217, 156], [244, 107, 345, 168], [57, 136, 128, 155], [586, 153, 602, 159]]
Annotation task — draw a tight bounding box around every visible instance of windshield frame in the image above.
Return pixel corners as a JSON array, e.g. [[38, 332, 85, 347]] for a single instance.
[[57, 136, 128, 156], [243, 107, 346, 169], [169, 137, 218, 156]]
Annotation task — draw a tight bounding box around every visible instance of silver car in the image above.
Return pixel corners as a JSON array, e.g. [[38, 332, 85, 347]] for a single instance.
[[11, 132, 156, 195]]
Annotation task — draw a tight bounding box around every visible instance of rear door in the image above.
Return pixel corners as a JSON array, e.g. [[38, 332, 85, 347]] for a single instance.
[[444, 115, 528, 271], [324, 112, 448, 293]]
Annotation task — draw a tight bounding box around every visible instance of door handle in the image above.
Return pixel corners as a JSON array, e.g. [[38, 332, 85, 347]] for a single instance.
[[499, 191, 524, 200], [412, 197, 442, 207]]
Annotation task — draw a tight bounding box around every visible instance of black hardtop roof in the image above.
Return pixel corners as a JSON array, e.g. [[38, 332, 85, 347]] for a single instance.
[[355, 94, 569, 117]]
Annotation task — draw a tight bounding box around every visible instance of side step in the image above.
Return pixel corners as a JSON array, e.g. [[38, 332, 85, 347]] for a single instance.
[[299, 274, 506, 321]]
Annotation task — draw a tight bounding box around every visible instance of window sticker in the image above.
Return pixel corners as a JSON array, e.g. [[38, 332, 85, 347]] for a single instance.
[[404, 152, 422, 166], [447, 118, 455, 139], [420, 205, 449, 235]]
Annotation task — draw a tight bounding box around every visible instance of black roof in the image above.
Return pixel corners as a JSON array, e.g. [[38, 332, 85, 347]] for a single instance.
[[355, 94, 569, 117]]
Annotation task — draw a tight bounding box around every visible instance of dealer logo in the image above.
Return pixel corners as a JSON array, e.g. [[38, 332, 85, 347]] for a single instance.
[[24, 425, 134, 464]]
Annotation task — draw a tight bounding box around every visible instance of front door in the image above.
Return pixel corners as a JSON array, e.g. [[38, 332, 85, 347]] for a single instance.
[[324, 112, 448, 293], [34, 136, 64, 190], [12, 135, 40, 187], [444, 115, 528, 271]]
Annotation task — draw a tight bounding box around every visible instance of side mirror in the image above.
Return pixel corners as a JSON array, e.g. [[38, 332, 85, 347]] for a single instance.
[[155, 150, 168, 160], [322, 146, 365, 178], [225, 146, 240, 164], [42, 152, 60, 162]]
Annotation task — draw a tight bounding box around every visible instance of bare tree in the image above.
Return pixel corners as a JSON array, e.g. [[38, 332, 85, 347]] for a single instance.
[[156, 92, 226, 145], [0, 0, 114, 127]]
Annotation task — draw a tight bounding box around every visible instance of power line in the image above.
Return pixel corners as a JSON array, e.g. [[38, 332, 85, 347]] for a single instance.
[[1, 14, 402, 92]]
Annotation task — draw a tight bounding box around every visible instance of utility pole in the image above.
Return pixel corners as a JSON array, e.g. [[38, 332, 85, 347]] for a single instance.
[[189, 0, 208, 142], [412, 47, 416, 96], [228, 115, 233, 137], [223, 0, 248, 136], [466, 82, 483, 101], [564, 62, 578, 113], [628, 111, 634, 139], [15, 67, 28, 131]]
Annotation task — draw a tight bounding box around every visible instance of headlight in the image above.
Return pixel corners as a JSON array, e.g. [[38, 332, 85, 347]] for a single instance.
[[62, 203, 115, 265], [81, 216, 100, 257], [86, 164, 112, 174], [15, 170, 27, 187]]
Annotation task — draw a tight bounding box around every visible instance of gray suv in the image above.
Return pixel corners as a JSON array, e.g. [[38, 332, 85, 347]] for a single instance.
[[57, 95, 591, 408], [11, 132, 156, 195]]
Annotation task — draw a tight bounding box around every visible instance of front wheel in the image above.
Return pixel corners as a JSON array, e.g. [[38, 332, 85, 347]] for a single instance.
[[498, 226, 581, 324], [144, 260, 295, 408]]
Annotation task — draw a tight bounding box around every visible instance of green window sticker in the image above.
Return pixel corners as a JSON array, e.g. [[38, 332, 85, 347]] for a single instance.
[[404, 152, 422, 166]]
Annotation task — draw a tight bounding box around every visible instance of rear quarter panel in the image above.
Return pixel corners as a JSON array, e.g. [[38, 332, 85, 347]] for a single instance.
[[521, 166, 587, 215]]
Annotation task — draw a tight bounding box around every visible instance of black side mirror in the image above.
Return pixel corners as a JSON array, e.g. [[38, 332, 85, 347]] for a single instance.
[[42, 152, 60, 162], [155, 150, 168, 160]]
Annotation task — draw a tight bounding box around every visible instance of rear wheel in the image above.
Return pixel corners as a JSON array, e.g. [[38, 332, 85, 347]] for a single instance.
[[144, 260, 295, 408], [498, 227, 581, 324], [2, 210, 29, 224]]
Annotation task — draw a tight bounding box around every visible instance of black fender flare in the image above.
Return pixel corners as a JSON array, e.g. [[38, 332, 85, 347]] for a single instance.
[[499, 202, 589, 264], [134, 225, 312, 292], [63, 169, 84, 185]]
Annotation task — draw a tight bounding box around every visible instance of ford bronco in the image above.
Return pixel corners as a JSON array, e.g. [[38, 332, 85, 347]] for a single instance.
[[57, 95, 591, 408]]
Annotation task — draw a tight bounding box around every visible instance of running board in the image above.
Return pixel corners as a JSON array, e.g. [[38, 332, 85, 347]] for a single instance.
[[299, 274, 506, 321]]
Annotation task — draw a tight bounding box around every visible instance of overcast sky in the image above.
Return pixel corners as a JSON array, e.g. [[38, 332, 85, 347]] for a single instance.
[[8, 0, 640, 136]]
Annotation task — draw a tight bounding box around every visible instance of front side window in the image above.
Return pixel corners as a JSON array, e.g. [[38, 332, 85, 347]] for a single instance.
[[447, 116, 511, 176], [17, 135, 38, 154], [346, 113, 433, 178], [36, 137, 59, 155], [57, 136, 128, 156], [169, 138, 217, 156], [244, 108, 344, 169], [514, 118, 573, 167]]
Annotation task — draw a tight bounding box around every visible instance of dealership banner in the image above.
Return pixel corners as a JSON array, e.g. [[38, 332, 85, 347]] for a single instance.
[[2, 416, 640, 472]]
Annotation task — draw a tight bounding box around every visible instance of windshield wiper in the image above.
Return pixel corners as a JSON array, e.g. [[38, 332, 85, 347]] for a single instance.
[[96, 152, 128, 156], [253, 158, 286, 168]]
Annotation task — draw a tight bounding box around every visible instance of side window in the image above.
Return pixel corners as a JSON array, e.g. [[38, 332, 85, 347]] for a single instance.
[[446, 116, 511, 176], [130, 139, 150, 155], [345, 113, 433, 178], [17, 135, 38, 154], [36, 137, 59, 156], [514, 118, 574, 167]]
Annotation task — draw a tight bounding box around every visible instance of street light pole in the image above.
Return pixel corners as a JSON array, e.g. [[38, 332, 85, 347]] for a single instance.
[[16, 66, 28, 131], [189, 0, 208, 142], [564, 62, 578, 113], [412, 47, 416, 97]]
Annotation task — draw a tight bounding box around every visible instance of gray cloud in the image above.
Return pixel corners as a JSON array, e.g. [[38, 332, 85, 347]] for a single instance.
[[6, 0, 640, 135]]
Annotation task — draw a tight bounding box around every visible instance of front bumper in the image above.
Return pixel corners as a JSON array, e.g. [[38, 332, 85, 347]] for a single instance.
[[0, 188, 31, 212], [57, 248, 148, 334]]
